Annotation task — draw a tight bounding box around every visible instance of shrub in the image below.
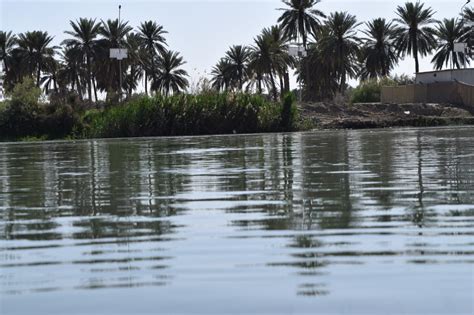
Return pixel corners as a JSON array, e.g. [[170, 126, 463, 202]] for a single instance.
[[351, 78, 397, 103]]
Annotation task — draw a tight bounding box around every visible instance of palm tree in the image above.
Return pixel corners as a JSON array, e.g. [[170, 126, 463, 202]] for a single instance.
[[0, 31, 17, 76], [62, 18, 101, 102], [394, 1, 437, 73], [210, 58, 233, 92], [249, 26, 292, 98], [462, 6, 474, 22], [151, 50, 189, 96], [58, 45, 85, 98], [319, 12, 361, 92], [16, 31, 55, 87], [360, 18, 399, 79], [432, 18, 469, 70], [277, 0, 325, 49], [40, 57, 60, 94], [224, 45, 251, 91], [95, 19, 133, 96], [137, 21, 168, 95], [124, 33, 144, 97]]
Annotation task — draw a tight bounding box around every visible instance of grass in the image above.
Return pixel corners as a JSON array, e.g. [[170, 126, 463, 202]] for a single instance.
[[80, 92, 297, 139]]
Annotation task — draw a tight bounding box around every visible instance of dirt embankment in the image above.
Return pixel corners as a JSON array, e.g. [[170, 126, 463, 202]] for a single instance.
[[299, 102, 474, 129]]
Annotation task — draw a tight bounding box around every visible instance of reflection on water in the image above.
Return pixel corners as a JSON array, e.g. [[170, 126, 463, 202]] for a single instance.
[[1, 127, 473, 314]]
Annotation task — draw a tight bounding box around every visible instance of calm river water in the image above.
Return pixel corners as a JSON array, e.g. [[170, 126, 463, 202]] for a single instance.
[[0, 127, 473, 314]]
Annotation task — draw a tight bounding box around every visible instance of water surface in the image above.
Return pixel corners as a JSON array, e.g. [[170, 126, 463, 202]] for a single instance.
[[1, 127, 473, 314]]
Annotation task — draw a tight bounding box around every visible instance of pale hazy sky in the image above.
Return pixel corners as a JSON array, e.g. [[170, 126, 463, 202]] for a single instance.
[[0, 0, 471, 88]]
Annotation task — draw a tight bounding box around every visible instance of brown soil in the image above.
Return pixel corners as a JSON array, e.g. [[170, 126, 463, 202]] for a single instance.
[[299, 102, 474, 129]]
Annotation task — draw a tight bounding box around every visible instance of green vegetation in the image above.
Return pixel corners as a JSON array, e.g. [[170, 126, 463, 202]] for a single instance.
[[351, 78, 397, 103], [81, 92, 296, 139], [0, 79, 298, 140]]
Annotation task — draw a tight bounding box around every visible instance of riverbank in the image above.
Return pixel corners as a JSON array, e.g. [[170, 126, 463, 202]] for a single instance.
[[300, 102, 474, 129]]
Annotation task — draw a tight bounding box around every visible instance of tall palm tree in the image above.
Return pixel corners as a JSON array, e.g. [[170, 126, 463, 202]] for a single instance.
[[137, 21, 168, 95], [210, 58, 233, 92], [224, 45, 251, 91], [277, 0, 325, 49], [394, 1, 437, 73], [58, 45, 85, 98], [124, 33, 144, 97], [319, 12, 361, 92], [0, 31, 17, 76], [151, 50, 189, 96], [17, 31, 55, 87], [432, 18, 469, 70], [360, 18, 399, 79], [250, 32, 278, 98], [62, 18, 101, 102], [249, 26, 293, 98], [95, 19, 133, 96]]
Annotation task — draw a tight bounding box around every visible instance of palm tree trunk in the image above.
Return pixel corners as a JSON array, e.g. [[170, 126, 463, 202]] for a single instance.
[[269, 70, 278, 101], [36, 64, 41, 87], [144, 72, 148, 95], [77, 76, 83, 100], [53, 74, 58, 93], [87, 54, 93, 102], [257, 76, 262, 94], [93, 77, 98, 103], [413, 36, 420, 73], [279, 73, 284, 98]]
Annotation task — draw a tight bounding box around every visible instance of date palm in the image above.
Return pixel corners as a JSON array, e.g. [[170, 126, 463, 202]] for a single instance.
[[62, 18, 101, 102], [462, 6, 474, 22], [224, 45, 251, 91], [137, 21, 168, 95], [151, 50, 189, 96], [211, 58, 233, 92], [319, 12, 361, 92], [394, 1, 437, 73], [58, 46, 85, 98], [277, 0, 325, 49], [360, 18, 399, 80], [432, 18, 469, 70], [17, 31, 55, 87], [0, 31, 17, 76], [95, 19, 133, 95], [124, 33, 144, 97]]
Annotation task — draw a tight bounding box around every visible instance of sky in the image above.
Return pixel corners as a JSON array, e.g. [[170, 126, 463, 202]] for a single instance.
[[0, 0, 471, 90]]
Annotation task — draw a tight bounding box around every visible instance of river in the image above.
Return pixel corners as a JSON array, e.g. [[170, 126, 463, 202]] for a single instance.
[[1, 127, 473, 314]]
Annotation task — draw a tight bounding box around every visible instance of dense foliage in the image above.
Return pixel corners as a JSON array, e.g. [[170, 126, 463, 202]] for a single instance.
[[0, 79, 298, 140]]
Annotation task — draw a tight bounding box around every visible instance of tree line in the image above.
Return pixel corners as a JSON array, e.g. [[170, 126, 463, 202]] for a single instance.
[[1, 1, 474, 103], [1, 18, 188, 102], [211, 0, 474, 100]]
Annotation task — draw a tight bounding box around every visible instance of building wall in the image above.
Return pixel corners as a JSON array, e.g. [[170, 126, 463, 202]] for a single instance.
[[416, 69, 474, 85], [381, 82, 474, 111]]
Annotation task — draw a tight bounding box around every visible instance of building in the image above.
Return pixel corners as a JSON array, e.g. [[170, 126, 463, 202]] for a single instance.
[[415, 68, 474, 85]]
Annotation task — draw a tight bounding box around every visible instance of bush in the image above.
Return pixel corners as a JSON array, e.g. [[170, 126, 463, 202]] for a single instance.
[[351, 78, 397, 103], [0, 77, 81, 140]]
